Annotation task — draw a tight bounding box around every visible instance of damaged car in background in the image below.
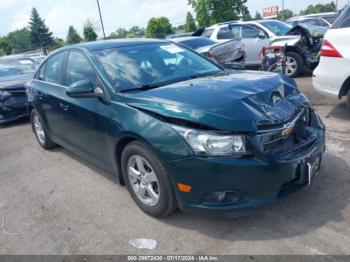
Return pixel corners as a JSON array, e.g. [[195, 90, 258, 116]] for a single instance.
[[27, 39, 325, 218], [171, 36, 246, 69], [195, 20, 327, 77], [0, 55, 37, 124]]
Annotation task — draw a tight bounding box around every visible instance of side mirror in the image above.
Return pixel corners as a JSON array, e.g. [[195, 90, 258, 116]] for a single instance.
[[66, 80, 103, 98]]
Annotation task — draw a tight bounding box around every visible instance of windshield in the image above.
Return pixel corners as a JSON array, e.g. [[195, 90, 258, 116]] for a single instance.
[[179, 38, 217, 50], [259, 20, 292, 36], [0, 59, 36, 78], [94, 43, 222, 92]]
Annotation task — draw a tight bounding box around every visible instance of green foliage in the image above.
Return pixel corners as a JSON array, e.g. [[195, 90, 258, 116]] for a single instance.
[[48, 38, 65, 52], [300, 2, 336, 15], [278, 9, 294, 21], [0, 40, 13, 55], [115, 28, 128, 38], [254, 11, 262, 20], [129, 26, 145, 37], [6, 28, 32, 53], [66, 26, 82, 44], [83, 20, 98, 42], [28, 8, 54, 50], [188, 0, 249, 27], [242, 10, 252, 21], [0, 48, 6, 57], [184, 12, 197, 32], [146, 17, 174, 39]]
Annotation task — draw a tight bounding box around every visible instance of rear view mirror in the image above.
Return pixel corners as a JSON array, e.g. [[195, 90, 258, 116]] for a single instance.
[[258, 32, 266, 39], [66, 80, 103, 98]]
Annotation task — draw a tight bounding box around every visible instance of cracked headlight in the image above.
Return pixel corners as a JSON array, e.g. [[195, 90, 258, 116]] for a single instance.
[[171, 125, 247, 156]]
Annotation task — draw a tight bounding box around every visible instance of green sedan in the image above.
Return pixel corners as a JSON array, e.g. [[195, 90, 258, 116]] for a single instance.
[[26, 39, 325, 217]]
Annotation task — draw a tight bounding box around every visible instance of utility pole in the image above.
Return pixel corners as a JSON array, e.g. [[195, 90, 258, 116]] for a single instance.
[[96, 0, 106, 40], [281, 0, 285, 20]]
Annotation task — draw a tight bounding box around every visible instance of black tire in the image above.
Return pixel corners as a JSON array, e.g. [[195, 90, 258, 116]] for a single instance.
[[30, 109, 57, 150], [347, 91, 350, 113], [285, 51, 303, 78], [121, 141, 177, 217]]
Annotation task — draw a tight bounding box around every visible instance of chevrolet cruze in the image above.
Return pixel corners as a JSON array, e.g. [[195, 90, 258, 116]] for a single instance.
[[26, 39, 325, 217]]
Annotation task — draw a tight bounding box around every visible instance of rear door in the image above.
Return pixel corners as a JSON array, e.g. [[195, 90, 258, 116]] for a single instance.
[[33, 51, 68, 139]]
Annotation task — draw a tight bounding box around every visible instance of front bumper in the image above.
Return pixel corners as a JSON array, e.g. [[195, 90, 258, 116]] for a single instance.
[[0, 94, 28, 124], [167, 111, 326, 217]]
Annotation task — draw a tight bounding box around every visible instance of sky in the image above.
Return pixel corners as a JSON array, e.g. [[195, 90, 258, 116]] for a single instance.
[[0, 0, 349, 38]]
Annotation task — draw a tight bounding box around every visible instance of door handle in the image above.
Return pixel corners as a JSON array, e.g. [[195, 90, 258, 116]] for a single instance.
[[59, 102, 69, 111], [37, 91, 44, 100]]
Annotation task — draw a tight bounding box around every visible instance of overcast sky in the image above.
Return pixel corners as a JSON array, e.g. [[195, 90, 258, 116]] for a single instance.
[[0, 0, 349, 38]]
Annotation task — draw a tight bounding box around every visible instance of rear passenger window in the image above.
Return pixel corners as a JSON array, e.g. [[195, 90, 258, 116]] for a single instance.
[[44, 52, 66, 84], [65, 51, 97, 86], [201, 29, 214, 38], [217, 27, 234, 39]]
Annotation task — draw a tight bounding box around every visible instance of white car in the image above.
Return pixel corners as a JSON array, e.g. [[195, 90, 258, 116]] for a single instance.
[[312, 7, 350, 110], [196, 20, 319, 77]]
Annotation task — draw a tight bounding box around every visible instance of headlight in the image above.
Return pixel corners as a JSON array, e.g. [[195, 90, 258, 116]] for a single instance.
[[170, 125, 248, 156], [0, 91, 11, 102]]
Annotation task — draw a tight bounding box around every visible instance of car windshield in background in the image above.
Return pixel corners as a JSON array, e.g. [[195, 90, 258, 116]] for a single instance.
[[259, 20, 292, 36], [0, 60, 36, 78], [94, 43, 222, 92], [179, 38, 217, 50]]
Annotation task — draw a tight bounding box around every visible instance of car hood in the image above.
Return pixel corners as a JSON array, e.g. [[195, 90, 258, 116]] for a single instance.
[[122, 71, 308, 132], [0, 73, 33, 91]]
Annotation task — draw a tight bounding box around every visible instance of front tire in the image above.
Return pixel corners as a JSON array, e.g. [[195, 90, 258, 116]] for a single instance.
[[122, 141, 177, 217], [30, 109, 56, 150], [285, 52, 303, 78]]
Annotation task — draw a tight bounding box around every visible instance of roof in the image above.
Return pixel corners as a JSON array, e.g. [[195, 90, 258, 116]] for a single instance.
[[64, 38, 169, 51], [170, 36, 207, 42]]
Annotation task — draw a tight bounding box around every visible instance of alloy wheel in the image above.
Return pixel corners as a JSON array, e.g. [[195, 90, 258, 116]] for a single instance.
[[33, 115, 45, 144], [285, 56, 298, 76], [127, 155, 160, 207]]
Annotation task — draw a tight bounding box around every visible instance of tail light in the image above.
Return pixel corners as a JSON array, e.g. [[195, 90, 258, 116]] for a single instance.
[[320, 40, 343, 58]]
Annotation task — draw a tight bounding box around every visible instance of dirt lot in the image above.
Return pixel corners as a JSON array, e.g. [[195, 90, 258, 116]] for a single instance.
[[0, 77, 350, 255]]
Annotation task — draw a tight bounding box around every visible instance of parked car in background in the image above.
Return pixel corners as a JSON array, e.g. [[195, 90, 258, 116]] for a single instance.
[[171, 36, 245, 69], [313, 6, 350, 111], [27, 39, 325, 218], [298, 12, 339, 25], [0, 55, 37, 124], [286, 17, 332, 28], [195, 20, 324, 77]]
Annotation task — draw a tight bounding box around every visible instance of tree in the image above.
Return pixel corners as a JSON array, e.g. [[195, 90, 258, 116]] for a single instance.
[[254, 11, 262, 20], [146, 17, 174, 39], [129, 26, 145, 37], [188, 0, 249, 27], [28, 8, 54, 52], [278, 9, 294, 21], [6, 28, 31, 53], [242, 10, 252, 21], [184, 12, 197, 32], [83, 20, 98, 42], [300, 2, 336, 15], [0, 40, 12, 55], [66, 26, 82, 44], [115, 28, 128, 38]]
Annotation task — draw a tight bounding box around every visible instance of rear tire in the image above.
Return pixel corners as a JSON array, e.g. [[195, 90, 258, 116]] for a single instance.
[[285, 52, 303, 78], [122, 141, 177, 217], [30, 109, 56, 150]]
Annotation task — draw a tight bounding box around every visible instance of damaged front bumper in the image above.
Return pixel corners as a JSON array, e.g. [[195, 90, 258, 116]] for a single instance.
[[0, 90, 28, 124], [167, 107, 325, 217]]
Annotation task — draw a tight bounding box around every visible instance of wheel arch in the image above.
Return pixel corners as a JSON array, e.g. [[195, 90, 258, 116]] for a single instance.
[[338, 76, 350, 99]]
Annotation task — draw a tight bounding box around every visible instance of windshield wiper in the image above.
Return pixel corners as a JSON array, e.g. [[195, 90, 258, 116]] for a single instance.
[[120, 83, 162, 93]]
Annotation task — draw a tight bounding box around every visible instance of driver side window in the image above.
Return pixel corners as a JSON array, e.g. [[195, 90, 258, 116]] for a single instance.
[[65, 51, 97, 87]]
